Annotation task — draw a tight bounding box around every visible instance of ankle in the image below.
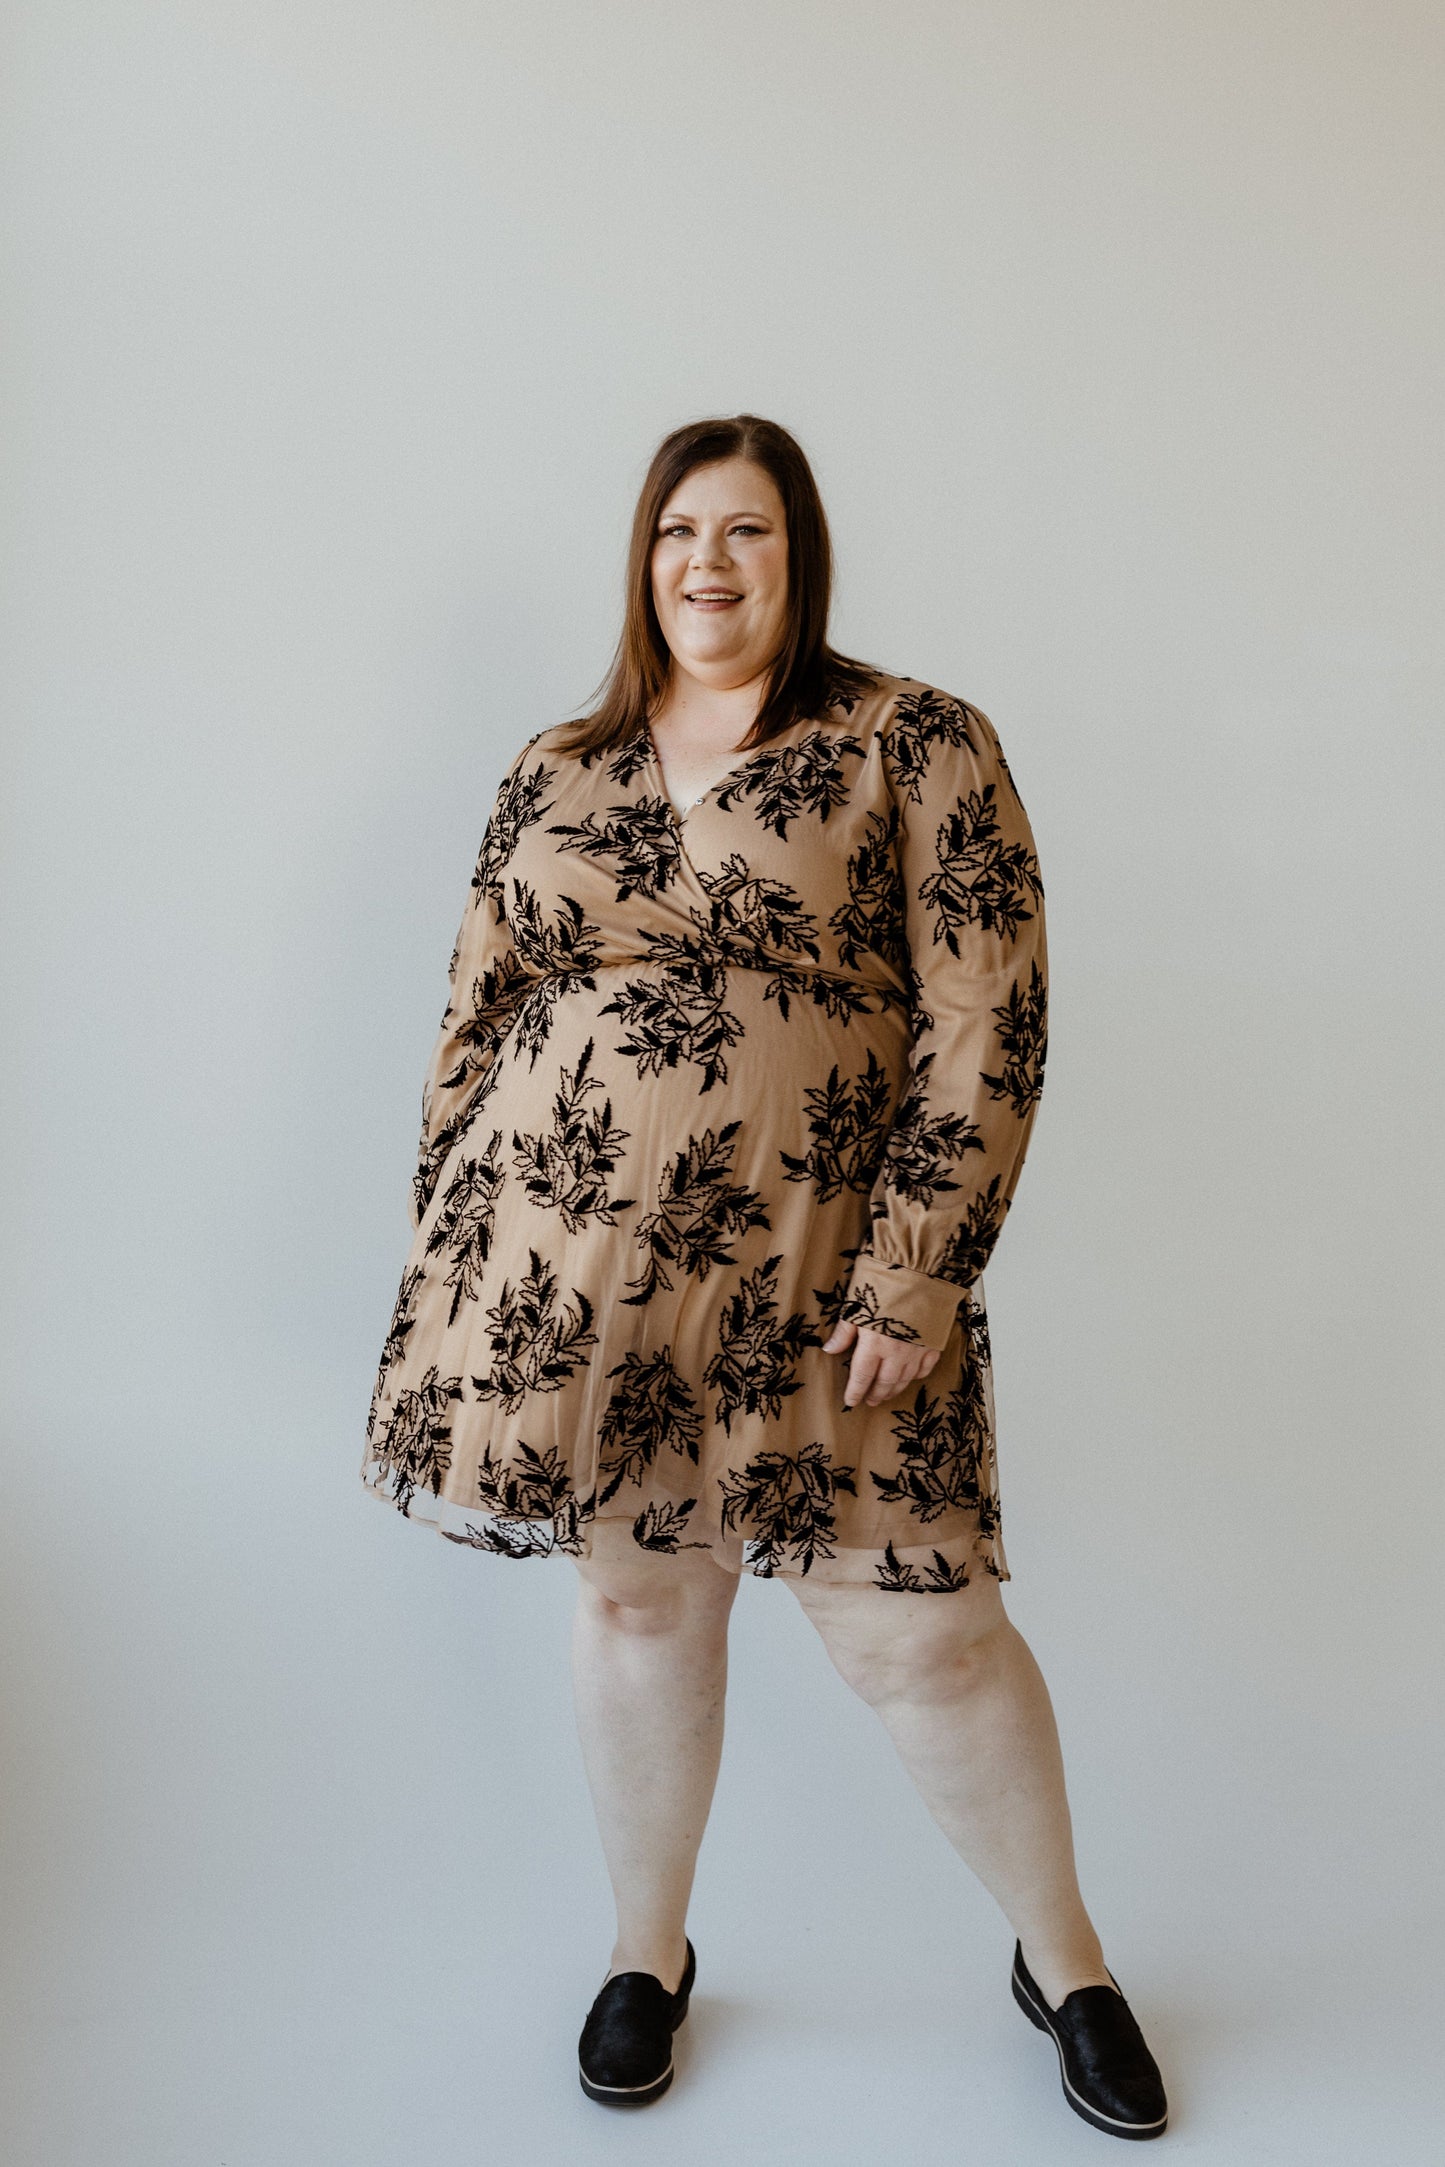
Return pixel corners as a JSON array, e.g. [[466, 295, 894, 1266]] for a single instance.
[[606, 1931, 690, 1996], [1019, 1934, 1116, 2011]]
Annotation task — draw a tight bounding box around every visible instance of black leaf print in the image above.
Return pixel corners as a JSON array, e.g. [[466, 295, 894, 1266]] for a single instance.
[[869, 1372, 990, 1523], [873, 1539, 972, 1593], [506, 882, 607, 982], [712, 729, 867, 837], [470, 1248, 599, 1414], [450, 1446, 598, 1557], [980, 958, 1048, 1116], [372, 1364, 464, 1515], [836, 1280, 926, 1341], [833, 805, 909, 975], [367, 1263, 425, 1435], [881, 687, 980, 805], [605, 731, 654, 787], [596, 1348, 705, 1502], [929, 1175, 1011, 1291], [778, 1051, 895, 1201], [919, 781, 1044, 954], [810, 1247, 865, 1339], [545, 797, 684, 901], [413, 945, 536, 1225], [704, 1255, 820, 1432], [717, 1440, 859, 1577], [876, 1049, 986, 1205], [631, 1498, 712, 1553], [472, 755, 557, 906], [427, 1130, 508, 1326], [694, 856, 823, 963], [509, 1037, 636, 1233], [436, 946, 535, 1097], [623, 1122, 771, 1306], [600, 960, 746, 1094]]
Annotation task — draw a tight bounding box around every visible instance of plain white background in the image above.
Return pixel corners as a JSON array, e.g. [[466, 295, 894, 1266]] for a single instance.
[[3, 4, 1442, 2162]]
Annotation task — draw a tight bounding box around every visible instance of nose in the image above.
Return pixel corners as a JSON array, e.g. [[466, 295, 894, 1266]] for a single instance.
[[689, 529, 731, 569]]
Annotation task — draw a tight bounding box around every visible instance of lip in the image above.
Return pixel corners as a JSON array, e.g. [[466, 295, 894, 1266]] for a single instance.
[[684, 591, 743, 609]]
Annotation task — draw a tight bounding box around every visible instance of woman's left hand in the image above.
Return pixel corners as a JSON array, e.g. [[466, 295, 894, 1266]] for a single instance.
[[821, 1318, 943, 1408]]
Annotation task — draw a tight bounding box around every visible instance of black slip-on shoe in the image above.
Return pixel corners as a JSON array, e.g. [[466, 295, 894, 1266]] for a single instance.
[[1012, 1941, 1168, 2140], [578, 1938, 696, 2107]]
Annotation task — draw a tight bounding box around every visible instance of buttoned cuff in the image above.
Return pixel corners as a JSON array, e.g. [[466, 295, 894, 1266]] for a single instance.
[[839, 1258, 966, 1350]]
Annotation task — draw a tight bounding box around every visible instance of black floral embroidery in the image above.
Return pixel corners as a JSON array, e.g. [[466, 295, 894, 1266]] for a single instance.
[[778, 1051, 895, 1201], [704, 1255, 820, 1432], [469, 1248, 599, 1414], [413, 944, 535, 1225], [367, 1263, 424, 1435], [427, 1130, 508, 1325], [874, 1049, 985, 1206], [881, 688, 980, 805], [918, 781, 1044, 953], [929, 1175, 1011, 1291], [473, 754, 557, 906], [509, 1038, 636, 1233], [623, 1123, 771, 1305], [448, 1445, 597, 1557], [545, 796, 684, 901], [372, 1364, 464, 1515], [718, 1440, 859, 1576], [600, 959, 746, 1094], [695, 855, 823, 962], [712, 729, 867, 837], [874, 1540, 972, 1592], [836, 1282, 926, 1342], [631, 1498, 711, 1552], [981, 959, 1049, 1116], [596, 1348, 705, 1502], [870, 1372, 991, 1524], [833, 805, 908, 975]]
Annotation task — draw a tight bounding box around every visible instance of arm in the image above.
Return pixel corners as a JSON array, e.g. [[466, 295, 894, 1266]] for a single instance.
[[840, 690, 1049, 1348], [408, 739, 545, 1231]]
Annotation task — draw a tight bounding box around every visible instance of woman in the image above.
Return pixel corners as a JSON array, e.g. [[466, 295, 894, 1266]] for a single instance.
[[361, 414, 1168, 2139]]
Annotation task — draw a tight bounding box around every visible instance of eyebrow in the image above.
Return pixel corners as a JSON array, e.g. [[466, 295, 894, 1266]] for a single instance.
[[656, 509, 775, 523]]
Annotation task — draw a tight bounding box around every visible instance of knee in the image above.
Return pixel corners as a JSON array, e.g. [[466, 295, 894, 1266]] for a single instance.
[[805, 1592, 1014, 1710], [576, 1555, 738, 1640]]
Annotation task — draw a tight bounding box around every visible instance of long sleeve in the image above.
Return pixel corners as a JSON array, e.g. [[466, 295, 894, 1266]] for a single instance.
[[841, 692, 1049, 1347], [407, 739, 544, 1232]]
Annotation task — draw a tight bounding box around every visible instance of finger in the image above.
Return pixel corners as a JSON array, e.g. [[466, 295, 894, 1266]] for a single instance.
[[822, 1318, 857, 1355], [843, 1347, 880, 1407]]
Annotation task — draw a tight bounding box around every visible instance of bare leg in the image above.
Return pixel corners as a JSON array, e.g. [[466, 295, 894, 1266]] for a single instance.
[[786, 1568, 1114, 2011], [571, 1519, 741, 1996]]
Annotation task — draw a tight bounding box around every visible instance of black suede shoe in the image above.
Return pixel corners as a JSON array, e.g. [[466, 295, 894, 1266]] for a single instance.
[[1012, 1941, 1168, 2140], [577, 1939, 696, 2107]]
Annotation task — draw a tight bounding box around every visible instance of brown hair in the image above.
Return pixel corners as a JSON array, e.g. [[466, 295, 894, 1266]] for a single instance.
[[552, 413, 885, 760]]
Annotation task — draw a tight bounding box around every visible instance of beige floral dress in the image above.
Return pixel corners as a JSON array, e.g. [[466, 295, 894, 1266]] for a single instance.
[[360, 672, 1048, 1591]]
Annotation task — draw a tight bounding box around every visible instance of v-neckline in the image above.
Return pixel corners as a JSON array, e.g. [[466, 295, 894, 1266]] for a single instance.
[[642, 718, 780, 827]]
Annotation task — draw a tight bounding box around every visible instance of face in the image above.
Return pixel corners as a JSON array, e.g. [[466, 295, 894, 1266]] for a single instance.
[[650, 456, 790, 690]]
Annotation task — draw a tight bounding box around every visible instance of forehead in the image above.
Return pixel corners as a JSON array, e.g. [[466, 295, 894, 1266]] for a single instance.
[[659, 455, 784, 518]]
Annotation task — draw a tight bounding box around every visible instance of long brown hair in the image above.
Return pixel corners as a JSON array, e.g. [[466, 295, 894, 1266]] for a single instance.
[[552, 414, 886, 760]]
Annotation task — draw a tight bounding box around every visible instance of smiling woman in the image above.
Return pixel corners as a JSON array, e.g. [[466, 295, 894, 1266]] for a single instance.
[[360, 411, 1168, 2135], [645, 458, 794, 812]]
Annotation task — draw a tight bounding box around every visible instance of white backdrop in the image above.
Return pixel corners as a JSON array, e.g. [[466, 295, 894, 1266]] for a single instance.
[[2, 5, 1441, 2163]]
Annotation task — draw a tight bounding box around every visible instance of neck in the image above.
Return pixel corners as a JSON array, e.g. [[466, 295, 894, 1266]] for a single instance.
[[651, 662, 771, 734]]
